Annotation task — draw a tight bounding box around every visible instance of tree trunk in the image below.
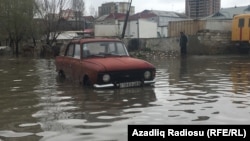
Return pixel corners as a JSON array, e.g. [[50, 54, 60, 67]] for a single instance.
[[9, 39, 15, 55]]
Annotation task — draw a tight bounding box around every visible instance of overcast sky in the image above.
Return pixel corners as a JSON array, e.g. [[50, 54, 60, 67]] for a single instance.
[[84, 0, 250, 15]]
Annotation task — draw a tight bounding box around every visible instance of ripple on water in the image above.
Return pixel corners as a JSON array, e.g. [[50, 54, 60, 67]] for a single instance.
[[192, 116, 210, 121], [10, 87, 21, 91], [0, 130, 33, 138], [19, 123, 40, 127], [13, 79, 22, 82]]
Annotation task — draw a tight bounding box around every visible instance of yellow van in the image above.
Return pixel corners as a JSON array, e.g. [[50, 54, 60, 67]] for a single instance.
[[231, 14, 250, 53]]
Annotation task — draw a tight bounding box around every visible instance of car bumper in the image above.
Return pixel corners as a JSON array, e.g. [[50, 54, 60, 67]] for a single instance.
[[93, 80, 155, 89]]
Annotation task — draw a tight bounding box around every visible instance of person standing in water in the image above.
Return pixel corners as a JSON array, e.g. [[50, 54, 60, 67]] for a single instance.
[[179, 32, 188, 56]]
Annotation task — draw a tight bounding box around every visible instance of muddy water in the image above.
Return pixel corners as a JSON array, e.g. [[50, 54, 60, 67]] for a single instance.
[[0, 55, 250, 141]]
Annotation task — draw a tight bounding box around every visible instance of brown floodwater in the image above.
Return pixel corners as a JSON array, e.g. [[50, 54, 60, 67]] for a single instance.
[[0, 55, 250, 141]]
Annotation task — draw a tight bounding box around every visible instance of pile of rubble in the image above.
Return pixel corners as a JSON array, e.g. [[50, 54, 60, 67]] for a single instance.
[[129, 50, 179, 59]]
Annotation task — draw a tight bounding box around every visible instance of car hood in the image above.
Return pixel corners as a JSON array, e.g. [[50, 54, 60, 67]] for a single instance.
[[84, 57, 155, 72]]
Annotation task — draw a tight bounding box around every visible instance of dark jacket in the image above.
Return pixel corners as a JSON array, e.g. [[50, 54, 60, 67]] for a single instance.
[[180, 34, 188, 47]]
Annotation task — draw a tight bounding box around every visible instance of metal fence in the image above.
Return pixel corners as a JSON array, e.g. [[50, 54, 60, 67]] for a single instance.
[[168, 20, 232, 37]]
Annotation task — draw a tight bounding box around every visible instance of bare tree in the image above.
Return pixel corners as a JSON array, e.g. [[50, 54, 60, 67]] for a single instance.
[[35, 0, 68, 47], [0, 0, 35, 56], [89, 5, 97, 17], [71, 0, 85, 30], [72, 0, 85, 14]]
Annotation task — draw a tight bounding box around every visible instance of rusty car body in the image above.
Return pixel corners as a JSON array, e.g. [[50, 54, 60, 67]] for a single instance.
[[55, 38, 156, 88]]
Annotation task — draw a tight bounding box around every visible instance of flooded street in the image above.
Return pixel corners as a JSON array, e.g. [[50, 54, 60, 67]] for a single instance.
[[0, 55, 250, 141]]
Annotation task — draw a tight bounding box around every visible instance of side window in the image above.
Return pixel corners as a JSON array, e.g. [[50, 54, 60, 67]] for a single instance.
[[66, 44, 74, 57], [74, 44, 81, 59], [239, 18, 244, 28], [83, 44, 90, 58], [116, 43, 127, 55]]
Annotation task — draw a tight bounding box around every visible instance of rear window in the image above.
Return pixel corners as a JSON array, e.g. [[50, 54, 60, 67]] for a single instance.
[[82, 42, 129, 56]]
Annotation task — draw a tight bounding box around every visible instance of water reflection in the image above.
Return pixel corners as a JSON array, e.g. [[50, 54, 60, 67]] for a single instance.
[[0, 57, 42, 141], [153, 55, 250, 124], [230, 60, 250, 94]]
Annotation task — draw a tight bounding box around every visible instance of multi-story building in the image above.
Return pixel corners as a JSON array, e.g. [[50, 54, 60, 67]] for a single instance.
[[185, 0, 221, 19], [98, 2, 135, 16]]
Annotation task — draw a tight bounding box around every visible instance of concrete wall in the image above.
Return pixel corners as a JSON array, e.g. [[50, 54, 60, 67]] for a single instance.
[[190, 30, 236, 55], [205, 20, 232, 31], [123, 37, 180, 55], [123, 30, 238, 55]]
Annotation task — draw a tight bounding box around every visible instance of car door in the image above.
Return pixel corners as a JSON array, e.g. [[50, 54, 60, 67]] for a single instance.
[[71, 43, 82, 82], [63, 43, 74, 79]]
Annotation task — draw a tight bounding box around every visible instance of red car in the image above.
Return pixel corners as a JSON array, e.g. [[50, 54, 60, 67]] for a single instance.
[[55, 38, 156, 88]]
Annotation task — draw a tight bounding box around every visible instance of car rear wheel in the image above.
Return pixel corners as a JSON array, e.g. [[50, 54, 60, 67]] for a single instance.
[[83, 76, 92, 87], [58, 70, 65, 78], [57, 70, 65, 83]]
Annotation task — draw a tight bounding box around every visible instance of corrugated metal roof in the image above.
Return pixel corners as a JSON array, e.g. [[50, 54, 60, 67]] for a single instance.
[[96, 13, 126, 21], [106, 13, 126, 20], [95, 14, 109, 22], [128, 10, 188, 20], [150, 10, 181, 18], [205, 5, 250, 20]]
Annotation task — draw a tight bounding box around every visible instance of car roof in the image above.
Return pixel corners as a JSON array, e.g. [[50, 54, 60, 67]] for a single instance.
[[71, 37, 122, 44]]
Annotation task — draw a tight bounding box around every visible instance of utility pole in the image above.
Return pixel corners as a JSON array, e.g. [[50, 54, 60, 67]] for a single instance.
[[121, 0, 132, 39]]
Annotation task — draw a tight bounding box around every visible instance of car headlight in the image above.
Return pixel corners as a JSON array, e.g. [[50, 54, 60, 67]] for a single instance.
[[103, 74, 111, 82], [144, 71, 151, 80]]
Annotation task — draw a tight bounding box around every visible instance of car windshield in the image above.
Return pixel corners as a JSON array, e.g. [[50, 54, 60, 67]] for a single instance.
[[82, 41, 129, 58]]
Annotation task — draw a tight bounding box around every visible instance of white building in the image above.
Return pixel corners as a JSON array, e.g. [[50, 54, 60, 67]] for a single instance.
[[94, 10, 189, 38]]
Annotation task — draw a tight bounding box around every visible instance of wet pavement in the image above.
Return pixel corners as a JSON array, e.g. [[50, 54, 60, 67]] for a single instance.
[[0, 55, 250, 141]]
